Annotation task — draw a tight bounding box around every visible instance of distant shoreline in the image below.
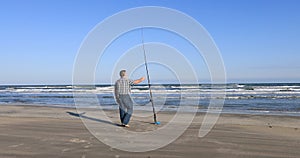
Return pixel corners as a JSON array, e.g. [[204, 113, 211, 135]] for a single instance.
[[1, 104, 300, 118]]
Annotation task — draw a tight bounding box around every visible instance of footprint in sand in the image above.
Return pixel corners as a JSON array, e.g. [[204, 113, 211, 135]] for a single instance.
[[69, 138, 87, 143], [8, 143, 24, 148], [62, 148, 71, 152], [69, 138, 91, 149]]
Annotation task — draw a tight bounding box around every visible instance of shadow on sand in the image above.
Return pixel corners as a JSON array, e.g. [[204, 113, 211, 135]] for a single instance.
[[66, 111, 122, 127]]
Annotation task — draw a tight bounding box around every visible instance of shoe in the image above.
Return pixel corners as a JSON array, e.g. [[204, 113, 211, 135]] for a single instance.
[[124, 124, 130, 128], [118, 123, 124, 127]]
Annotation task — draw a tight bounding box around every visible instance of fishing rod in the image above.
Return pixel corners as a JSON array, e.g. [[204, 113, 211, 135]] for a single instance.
[[141, 27, 160, 125]]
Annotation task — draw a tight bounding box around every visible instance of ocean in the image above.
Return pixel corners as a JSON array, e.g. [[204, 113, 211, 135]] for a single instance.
[[0, 83, 300, 116]]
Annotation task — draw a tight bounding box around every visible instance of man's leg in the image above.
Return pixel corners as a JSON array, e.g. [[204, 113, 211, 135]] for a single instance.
[[122, 95, 133, 125], [118, 96, 126, 124], [119, 107, 126, 124]]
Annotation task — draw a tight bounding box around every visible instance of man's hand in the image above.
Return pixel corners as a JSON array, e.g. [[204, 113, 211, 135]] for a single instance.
[[133, 77, 145, 84], [115, 97, 121, 104]]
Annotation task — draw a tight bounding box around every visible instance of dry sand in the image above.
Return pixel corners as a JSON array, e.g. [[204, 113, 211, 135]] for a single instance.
[[0, 105, 299, 158]]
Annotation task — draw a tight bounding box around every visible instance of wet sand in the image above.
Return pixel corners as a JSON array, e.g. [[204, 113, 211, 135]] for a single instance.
[[0, 105, 299, 158]]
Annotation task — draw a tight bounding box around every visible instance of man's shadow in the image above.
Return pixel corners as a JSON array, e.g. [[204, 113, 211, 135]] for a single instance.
[[66, 111, 123, 127]]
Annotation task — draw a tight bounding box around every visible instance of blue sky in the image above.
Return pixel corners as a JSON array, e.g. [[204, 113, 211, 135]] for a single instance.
[[0, 0, 300, 84]]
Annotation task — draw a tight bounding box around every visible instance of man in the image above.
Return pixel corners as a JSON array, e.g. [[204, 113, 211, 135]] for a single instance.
[[114, 70, 145, 128]]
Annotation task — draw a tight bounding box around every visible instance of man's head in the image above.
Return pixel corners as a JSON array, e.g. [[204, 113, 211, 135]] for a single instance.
[[119, 70, 126, 77]]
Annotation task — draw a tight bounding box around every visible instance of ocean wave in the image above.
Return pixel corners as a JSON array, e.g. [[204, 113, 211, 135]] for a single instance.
[[1, 83, 300, 116]]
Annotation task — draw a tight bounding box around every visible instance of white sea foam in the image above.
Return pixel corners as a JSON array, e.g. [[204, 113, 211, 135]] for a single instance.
[[1, 84, 300, 116]]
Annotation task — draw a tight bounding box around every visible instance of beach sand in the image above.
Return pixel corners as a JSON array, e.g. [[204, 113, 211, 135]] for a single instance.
[[0, 105, 299, 158]]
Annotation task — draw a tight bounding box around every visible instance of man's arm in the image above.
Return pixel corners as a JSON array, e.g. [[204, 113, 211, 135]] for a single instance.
[[114, 82, 120, 104], [133, 77, 145, 84]]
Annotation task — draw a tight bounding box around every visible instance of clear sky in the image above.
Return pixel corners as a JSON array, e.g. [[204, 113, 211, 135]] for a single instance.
[[1, 0, 300, 84]]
